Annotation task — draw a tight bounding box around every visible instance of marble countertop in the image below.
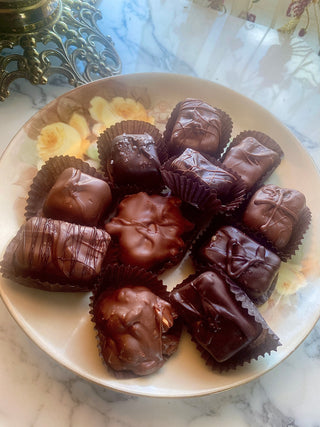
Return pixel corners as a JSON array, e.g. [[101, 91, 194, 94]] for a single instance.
[[1, 1, 320, 426]]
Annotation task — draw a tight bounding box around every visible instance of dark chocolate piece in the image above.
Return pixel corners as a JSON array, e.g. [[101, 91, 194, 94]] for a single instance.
[[243, 184, 306, 249], [8, 217, 111, 284], [169, 98, 222, 155], [170, 271, 262, 363], [105, 192, 194, 270], [42, 167, 112, 226], [199, 226, 281, 304], [171, 148, 238, 197], [107, 133, 161, 186], [222, 137, 280, 189], [93, 286, 179, 376]]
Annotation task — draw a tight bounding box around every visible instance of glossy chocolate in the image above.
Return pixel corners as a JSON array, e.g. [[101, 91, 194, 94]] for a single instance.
[[107, 133, 161, 186], [170, 271, 262, 362], [200, 226, 281, 302], [222, 137, 280, 189], [43, 167, 112, 226], [12, 217, 111, 283], [94, 286, 179, 376], [171, 148, 238, 196], [169, 98, 222, 155], [243, 184, 306, 248], [105, 192, 194, 269]]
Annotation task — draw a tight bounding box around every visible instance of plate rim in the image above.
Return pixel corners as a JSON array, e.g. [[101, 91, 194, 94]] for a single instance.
[[1, 71, 320, 398]]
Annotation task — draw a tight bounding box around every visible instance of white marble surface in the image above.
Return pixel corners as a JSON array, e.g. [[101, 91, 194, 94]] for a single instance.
[[1, 1, 320, 425]]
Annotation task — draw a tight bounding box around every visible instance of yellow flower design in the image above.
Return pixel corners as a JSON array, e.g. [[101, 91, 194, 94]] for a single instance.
[[37, 112, 90, 163], [36, 97, 154, 164], [89, 96, 155, 136]]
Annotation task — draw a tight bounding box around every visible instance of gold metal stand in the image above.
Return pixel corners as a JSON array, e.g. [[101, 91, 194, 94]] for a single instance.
[[0, 0, 122, 101]]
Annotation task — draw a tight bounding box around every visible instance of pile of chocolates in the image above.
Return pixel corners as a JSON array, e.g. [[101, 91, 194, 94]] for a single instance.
[[0, 98, 311, 378]]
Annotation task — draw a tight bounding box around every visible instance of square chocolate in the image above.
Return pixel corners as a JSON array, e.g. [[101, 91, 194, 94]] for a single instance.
[[42, 167, 112, 226], [3, 217, 111, 286], [199, 226, 281, 304], [243, 184, 307, 249], [169, 99, 222, 156], [170, 148, 239, 198], [170, 271, 263, 363], [222, 137, 281, 189], [107, 133, 161, 186]]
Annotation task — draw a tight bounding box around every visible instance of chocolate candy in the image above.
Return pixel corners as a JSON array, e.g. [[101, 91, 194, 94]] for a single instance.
[[171, 148, 238, 197], [9, 217, 111, 284], [170, 271, 262, 363], [222, 137, 280, 189], [93, 286, 179, 376], [107, 133, 161, 186], [199, 226, 281, 304], [105, 192, 194, 270], [243, 184, 306, 249], [42, 167, 112, 226], [168, 98, 222, 156]]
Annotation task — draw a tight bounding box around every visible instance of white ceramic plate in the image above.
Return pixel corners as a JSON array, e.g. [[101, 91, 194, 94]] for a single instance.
[[1, 73, 320, 398]]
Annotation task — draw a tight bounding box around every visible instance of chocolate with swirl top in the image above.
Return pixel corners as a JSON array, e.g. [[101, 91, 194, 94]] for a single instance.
[[93, 286, 179, 376], [199, 226, 281, 304], [105, 192, 194, 270], [171, 148, 238, 198], [222, 137, 280, 189], [43, 167, 112, 226], [243, 184, 306, 249], [9, 217, 111, 285], [168, 98, 222, 156], [170, 271, 262, 363], [107, 133, 161, 186]]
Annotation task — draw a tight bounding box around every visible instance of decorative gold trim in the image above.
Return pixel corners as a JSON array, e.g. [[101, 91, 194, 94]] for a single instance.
[[0, 0, 61, 33], [0, 0, 44, 10], [0, 0, 121, 100]]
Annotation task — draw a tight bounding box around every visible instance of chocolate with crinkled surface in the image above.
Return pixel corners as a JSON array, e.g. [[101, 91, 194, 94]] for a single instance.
[[199, 226, 281, 303], [107, 133, 161, 186], [105, 192, 194, 270], [168, 98, 222, 156], [170, 271, 262, 363], [243, 184, 306, 249], [9, 217, 111, 284], [93, 286, 179, 376], [222, 137, 280, 189], [43, 167, 112, 226], [171, 148, 238, 196]]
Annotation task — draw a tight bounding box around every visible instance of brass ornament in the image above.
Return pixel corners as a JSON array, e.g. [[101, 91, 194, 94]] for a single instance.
[[0, 0, 122, 101]]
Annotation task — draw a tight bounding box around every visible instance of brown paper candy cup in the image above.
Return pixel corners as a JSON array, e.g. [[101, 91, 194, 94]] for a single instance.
[[196, 280, 281, 372], [0, 229, 94, 292], [190, 218, 280, 306], [170, 270, 281, 372], [103, 191, 200, 275], [0, 268, 93, 292], [237, 193, 312, 262], [161, 155, 247, 214], [281, 206, 312, 260], [163, 99, 233, 158], [25, 155, 113, 223], [161, 167, 222, 214], [220, 130, 284, 195], [91, 263, 170, 301], [261, 205, 311, 262], [97, 119, 167, 192], [89, 264, 182, 378], [0, 219, 109, 292]]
